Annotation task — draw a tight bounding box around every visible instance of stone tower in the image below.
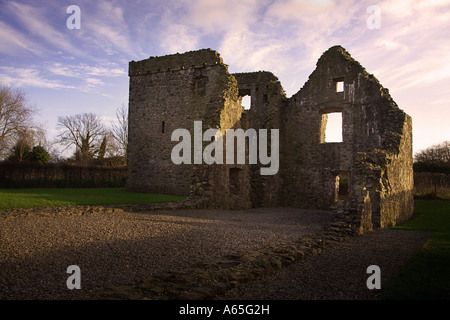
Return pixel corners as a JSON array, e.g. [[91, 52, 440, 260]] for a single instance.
[[127, 49, 252, 209]]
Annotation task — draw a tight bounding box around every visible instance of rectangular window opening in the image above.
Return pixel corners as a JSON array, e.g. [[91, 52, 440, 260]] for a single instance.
[[337, 172, 349, 197], [334, 78, 344, 92], [161, 121, 165, 133], [321, 112, 343, 143], [241, 95, 251, 110], [334, 172, 350, 203]]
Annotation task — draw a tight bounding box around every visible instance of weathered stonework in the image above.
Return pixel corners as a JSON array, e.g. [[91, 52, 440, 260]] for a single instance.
[[279, 46, 414, 233], [127, 46, 414, 234], [127, 49, 251, 209]]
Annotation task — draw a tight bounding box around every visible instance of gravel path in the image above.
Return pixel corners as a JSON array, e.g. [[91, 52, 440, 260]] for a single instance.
[[0, 207, 336, 300], [218, 228, 432, 300]]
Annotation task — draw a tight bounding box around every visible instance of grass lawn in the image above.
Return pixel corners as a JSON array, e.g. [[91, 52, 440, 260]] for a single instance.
[[382, 199, 450, 299], [0, 188, 186, 210]]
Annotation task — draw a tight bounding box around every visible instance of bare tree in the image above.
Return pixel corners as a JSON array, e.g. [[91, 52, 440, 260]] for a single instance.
[[56, 112, 106, 161], [111, 104, 128, 158], [0, 85, 38, 159], [415, 141, 450, 165]]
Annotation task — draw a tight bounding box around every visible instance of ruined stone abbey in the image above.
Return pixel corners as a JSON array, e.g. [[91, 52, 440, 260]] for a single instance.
[[126, 45, 414, 234]]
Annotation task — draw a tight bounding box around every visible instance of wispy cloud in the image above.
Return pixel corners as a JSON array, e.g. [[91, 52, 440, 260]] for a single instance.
[[351, 0, 450, 93], [46, 62, 126, 79], [158, 22, 201, 54], [0, 20, 44, 56], [85, 77, 105, 87], [5, 2, 87, 58], [263, 0, 366, 61], [0, 67, 76, 90], [0, 60, 126, 92], [188, 0, 263, 33], [80, 0, 145, 58], [152, 1, 202, 54]]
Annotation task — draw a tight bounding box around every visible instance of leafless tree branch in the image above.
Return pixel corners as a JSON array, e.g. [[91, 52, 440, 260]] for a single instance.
[[111, 104, 128, 158], [56, 112, 106, 160], [0, 85, 39, 159]]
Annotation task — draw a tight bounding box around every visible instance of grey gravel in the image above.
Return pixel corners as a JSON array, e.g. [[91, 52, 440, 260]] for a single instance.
[[218, 228, 432, 300], [0, 207, 337, 300]]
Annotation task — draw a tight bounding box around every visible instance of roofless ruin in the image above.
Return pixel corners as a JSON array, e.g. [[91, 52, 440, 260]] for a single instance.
[[126, 46, 414, 235]]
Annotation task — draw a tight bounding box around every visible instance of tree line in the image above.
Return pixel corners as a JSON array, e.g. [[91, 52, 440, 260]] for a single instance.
[[0, 85, 128, 167], [414, 141, 449, 174]]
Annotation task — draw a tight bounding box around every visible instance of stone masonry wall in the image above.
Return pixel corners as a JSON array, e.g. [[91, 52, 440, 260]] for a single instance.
[[127, 49, 251, 209], [280, 46, 413, 232], [127, 46, 414, 233], [232, 72, 285, 207]]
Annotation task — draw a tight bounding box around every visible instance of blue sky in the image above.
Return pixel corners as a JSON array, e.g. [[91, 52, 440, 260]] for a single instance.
[[0, 0, 449, 156]]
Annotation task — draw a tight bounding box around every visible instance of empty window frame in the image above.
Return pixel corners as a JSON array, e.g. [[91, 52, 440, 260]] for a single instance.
[[321, 112, 343, 143], [333, 172, 350, 203], [334, 78, 344, 93], [337, 172, 349, 197], [241, 95, 251, 110]]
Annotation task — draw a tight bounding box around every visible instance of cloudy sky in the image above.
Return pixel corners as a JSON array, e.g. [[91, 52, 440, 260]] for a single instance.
[[0, 0, 449, 155]]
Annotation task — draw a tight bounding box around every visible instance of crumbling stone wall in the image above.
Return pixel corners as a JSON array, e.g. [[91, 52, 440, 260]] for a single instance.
[[127, 49, 251, 209], [232, 72, 285, 207], [351, 114, 414, 230], [127, 46, 414, 233], [280, 46, 413, 233]]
